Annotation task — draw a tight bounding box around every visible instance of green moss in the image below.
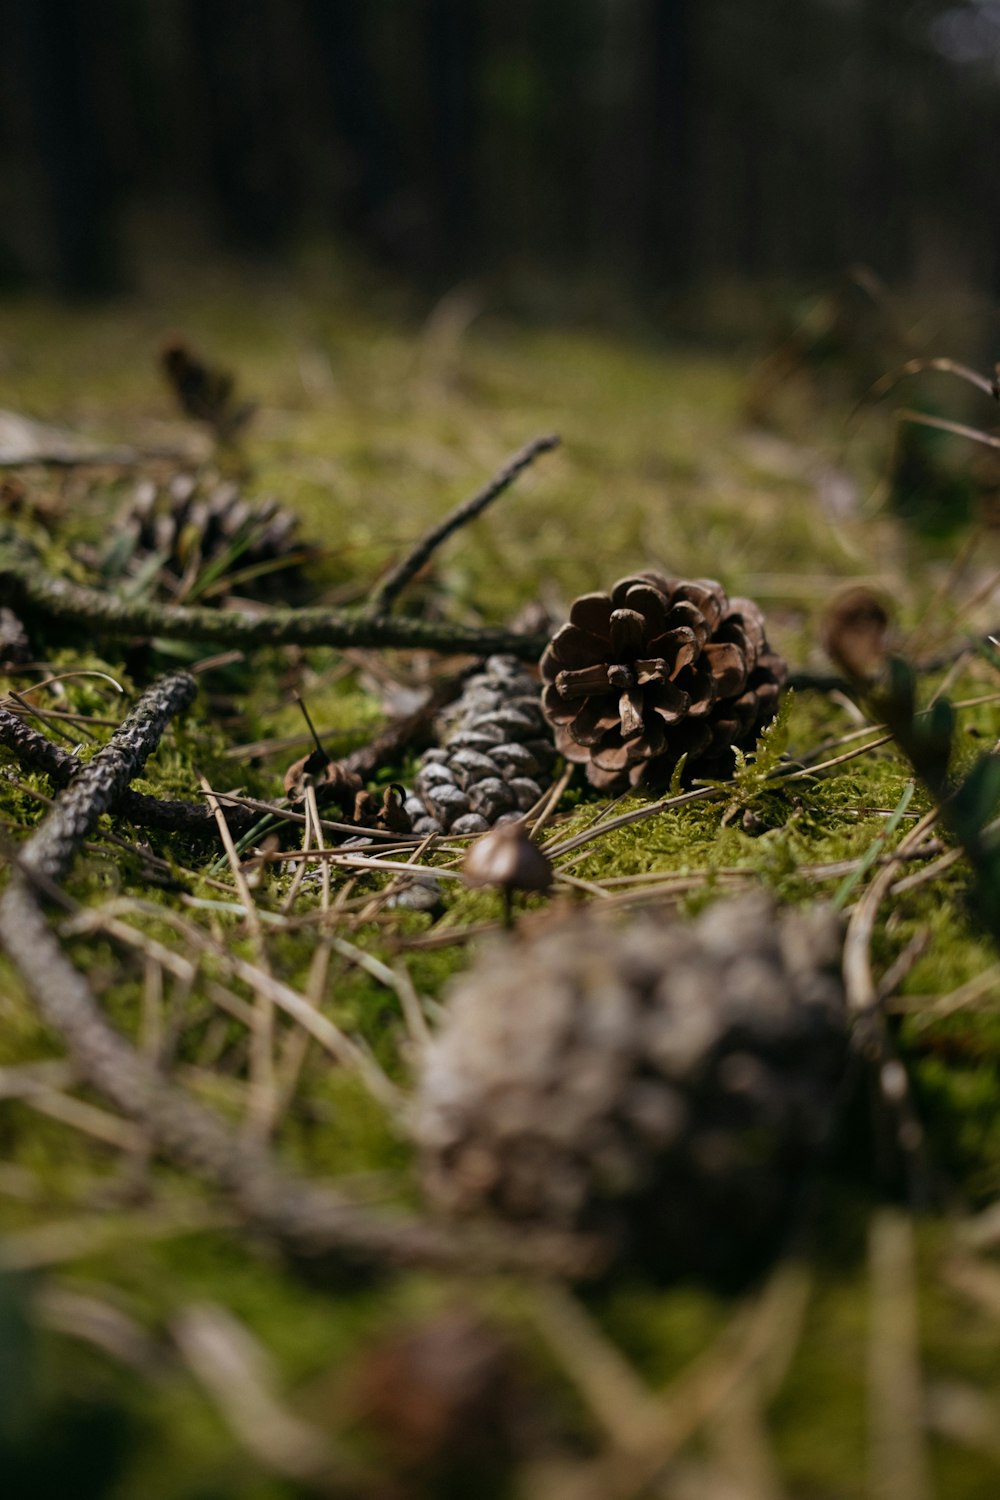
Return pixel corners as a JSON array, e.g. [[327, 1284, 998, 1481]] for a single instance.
[[3, 271, 1000, 1496]]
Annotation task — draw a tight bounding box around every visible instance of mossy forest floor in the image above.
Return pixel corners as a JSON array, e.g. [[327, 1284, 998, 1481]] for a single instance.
[[2, 262, 1000, 1498]]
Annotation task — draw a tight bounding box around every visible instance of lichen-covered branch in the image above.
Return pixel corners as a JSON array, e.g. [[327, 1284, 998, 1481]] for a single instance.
[[0, 703, 259, 836], [0, 688, 446, 837], [10, 674, 199, 877], [0, 540, 548, 659]]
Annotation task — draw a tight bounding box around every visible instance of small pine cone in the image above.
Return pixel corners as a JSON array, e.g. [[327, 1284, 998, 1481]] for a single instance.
[[406, 657, 556, 835], [415, 895, 846, 1279], [541, 573, 787, 790], [113, 474, 314, 602]]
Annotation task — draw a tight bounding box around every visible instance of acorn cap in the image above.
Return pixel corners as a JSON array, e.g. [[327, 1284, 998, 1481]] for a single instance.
[[347, 1308, 526, 1480], [283, 753, 363, 812], [462, 822, 554, 894], [352, 783, 413, 834], [821, 586, 893, 682]]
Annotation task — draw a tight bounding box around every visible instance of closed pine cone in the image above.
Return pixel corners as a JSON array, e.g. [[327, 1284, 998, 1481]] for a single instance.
[[415, 895, 846, 1279], [540, 573, 787, 789], [405, 657, 557, 836]]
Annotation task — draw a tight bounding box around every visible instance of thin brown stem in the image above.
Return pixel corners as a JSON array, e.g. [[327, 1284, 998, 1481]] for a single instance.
[[366, 433, 560, 618]]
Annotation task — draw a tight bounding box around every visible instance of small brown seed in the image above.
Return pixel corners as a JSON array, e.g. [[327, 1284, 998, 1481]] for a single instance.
[[821, 586, 893, 681]]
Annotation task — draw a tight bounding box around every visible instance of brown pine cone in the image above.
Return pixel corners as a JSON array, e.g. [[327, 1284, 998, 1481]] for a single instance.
[[540, 573, 787, 790], [415, 894, 846, 1281]]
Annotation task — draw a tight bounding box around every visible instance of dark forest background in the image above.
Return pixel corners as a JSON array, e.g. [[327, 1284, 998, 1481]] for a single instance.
[[3, 0, 1000, 308]]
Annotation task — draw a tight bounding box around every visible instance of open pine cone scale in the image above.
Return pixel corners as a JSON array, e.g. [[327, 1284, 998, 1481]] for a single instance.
[[541, 572, 786, 789]]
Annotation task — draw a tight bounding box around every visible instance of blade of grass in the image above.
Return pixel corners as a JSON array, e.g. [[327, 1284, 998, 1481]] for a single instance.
[[833, 780, 915, 911]]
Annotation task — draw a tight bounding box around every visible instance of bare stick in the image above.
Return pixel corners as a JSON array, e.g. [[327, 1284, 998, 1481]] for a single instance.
[[170, 1303, 340, 1484], [859, 355, 996, 414], [867, 1211, 932, 1500], [366, 433, 560, 618], [894, 407, 1000, 453], [201, 773, 277, 1138], [275, 784, 336, 1107], [843, 810, 937, 1206], [294, 694, 327, 759], [340, 687, 446, 779], [0, 446, 184, 470]]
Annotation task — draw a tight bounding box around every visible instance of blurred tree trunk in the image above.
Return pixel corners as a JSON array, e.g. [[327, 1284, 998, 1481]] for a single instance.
[[10, 0, 119, 293], [425, 0, 482, 273], [301, 0, 402, 251], [641, 0, 697, 287], [590, 0, 645, 289], [857, 0, 911, 277], [184, 0, 294, 252], [1, 0, 997, 301]]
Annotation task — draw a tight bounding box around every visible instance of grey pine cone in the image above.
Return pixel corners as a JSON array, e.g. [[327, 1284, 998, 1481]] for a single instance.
[[104, 473, 315, 603], [404, 657, 556, 836], [415, 894, 847, 1279]]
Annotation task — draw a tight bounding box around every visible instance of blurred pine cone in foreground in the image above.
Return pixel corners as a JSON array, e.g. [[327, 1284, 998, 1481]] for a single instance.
[[416, 895, 846, 1281], [540, 573, 787, 789]]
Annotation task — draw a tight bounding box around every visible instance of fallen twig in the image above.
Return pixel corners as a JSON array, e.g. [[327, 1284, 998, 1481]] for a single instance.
[[0, 406, 186, 469], [843, 809, 939, 1205], [171, 1302, 342, 1484], [366, 433, 560, 618], [867, 1210, 932, 1500], [0, 534, 548, 659], [339, 679, 456, 779]]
